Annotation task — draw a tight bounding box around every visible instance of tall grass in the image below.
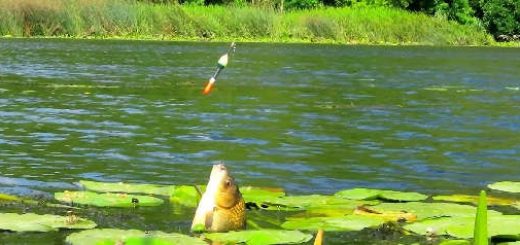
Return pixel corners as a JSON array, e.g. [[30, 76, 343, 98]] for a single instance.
[[0, 0, 493, 45]]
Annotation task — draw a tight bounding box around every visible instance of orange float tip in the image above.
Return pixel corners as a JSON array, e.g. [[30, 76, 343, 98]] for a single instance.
[[202, 78, 216, 95]]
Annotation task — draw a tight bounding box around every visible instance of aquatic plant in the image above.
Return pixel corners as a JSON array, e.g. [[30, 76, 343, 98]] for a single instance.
[[473, 190, 488, 245]]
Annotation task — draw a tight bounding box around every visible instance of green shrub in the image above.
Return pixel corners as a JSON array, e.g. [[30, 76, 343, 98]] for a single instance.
[[285, 0, 321, 10], [480, 0, 520, 37]]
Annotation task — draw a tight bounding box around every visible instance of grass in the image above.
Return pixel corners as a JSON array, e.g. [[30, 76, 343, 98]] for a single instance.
[[0, 0, 495, 45]]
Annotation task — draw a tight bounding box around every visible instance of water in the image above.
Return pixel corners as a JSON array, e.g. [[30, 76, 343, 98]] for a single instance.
[[0, 39, 519, 243]]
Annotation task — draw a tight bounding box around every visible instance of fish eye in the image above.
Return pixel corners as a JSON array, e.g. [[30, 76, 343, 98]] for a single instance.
[[224, 179, 231, 187]]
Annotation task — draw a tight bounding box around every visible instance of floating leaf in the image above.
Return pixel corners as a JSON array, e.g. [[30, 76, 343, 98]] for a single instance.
[[169, 185, 204, 207], [334, 188, 381, 200], [405, 215, 520, 239], [488, 181, 520, 194], [66, 228, 206, 245], [433, 194, 516, 206], [246, 210, 286, 229], [0, 193, 20, 202], [353, 206, 417, 222], [0, 212, 96, 232], [204, 229, 313, 245], [368, 202, 502, 221], [378, 190, 428, 202], [55, 191, 163, 208], [79, 180, 175, 196], [241, 186, 286, 204], [335, 188, 428, 202], [281, 215, 385, 231], [260, 194, 377, 212]]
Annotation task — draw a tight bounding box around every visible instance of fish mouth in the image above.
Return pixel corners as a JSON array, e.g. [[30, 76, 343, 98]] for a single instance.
[[212, 163, 227, 173]]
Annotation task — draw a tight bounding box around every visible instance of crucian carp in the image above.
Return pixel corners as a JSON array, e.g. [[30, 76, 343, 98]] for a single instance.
[[191, 163, 246, 232]]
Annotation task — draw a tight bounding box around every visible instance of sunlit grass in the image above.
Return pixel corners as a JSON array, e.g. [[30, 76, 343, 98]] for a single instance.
[[0, 0, 494, 45]]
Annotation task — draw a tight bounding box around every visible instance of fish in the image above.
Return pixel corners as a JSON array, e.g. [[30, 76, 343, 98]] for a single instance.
[[191, 163, 246, 232]]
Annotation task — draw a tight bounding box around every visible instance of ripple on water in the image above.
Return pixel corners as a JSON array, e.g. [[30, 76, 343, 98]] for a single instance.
[[285, 130, 342, 143], [29, 132, 68, 142], [176, 132, 268, 145], [0, 176, 77, 190], [146, 150, 219, 161], [31, 107, 93, 115], [61, 127, 138, 138]]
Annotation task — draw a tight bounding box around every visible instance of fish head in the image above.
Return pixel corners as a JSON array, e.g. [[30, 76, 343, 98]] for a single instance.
[[209, 164, 241, 209]]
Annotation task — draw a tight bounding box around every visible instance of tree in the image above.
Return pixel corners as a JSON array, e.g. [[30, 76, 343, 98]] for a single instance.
[[480, 0, 520, 36]]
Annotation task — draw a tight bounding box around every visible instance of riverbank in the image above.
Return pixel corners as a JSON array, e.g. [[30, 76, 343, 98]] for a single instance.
[[0, 0, 496, 45]]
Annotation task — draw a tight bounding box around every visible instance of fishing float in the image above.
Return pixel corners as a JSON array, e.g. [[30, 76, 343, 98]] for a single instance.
[[202, 42, 236, 95]]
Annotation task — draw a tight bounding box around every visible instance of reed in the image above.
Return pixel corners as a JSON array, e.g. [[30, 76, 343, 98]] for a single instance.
[[0, 0, 494, 45]]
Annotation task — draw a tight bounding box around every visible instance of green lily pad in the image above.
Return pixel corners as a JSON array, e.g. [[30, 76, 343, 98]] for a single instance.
[[169, 185, 204, 207], [488, 181, 520, 194], [204, 229, 313, 245], [433, 194, 516, 206], [55, 191, 163, 208], [0, 193, 20, 202], [79, 180, 176, 196], [335, 188, 428, 202], [66, 228, 206, 245], [368, 202, 502, 221], [281, 214, 386, 231], [334, 188, 381, 200], [0, 212, 96, 232], [241, 186, 286, 204], [379, 190, 428, 202], [405, 215, 520, 239], [260, 194, 377, 212]]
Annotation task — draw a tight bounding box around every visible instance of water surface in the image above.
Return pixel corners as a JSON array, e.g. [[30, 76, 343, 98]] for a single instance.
[[0, 39, 519, 243]]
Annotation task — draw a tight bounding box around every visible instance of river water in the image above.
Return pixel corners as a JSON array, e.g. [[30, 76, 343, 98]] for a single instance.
[[0, 39, 519, 243]]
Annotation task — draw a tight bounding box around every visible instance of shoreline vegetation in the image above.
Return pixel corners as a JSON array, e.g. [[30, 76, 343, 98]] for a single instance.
[[0, 0, 516, 46]]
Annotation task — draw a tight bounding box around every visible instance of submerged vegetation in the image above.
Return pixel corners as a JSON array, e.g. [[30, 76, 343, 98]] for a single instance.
[[0, 0, 493, 45]]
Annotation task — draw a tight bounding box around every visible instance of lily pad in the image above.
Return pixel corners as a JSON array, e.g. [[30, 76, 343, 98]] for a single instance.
[[405, 215, 520, 239], [488, 181, 520, 194], [66, 228, 206, 245], [333, 188, 381, 200], [241, 186, 286, 204], [169, 185, 204, 207], [353, 206, 417, 222], [260, 194, 378, 212], [55, 191, 163, 208], [79, 180, 176, 196], [0, 193, 20, 202], [281, 215, 386, 231], [204, 229, 313, 245], [368, 202, 502, 221], [433, 194, 516, 206], [0, 212, 96, 232], [335, 188, 428, 202]]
